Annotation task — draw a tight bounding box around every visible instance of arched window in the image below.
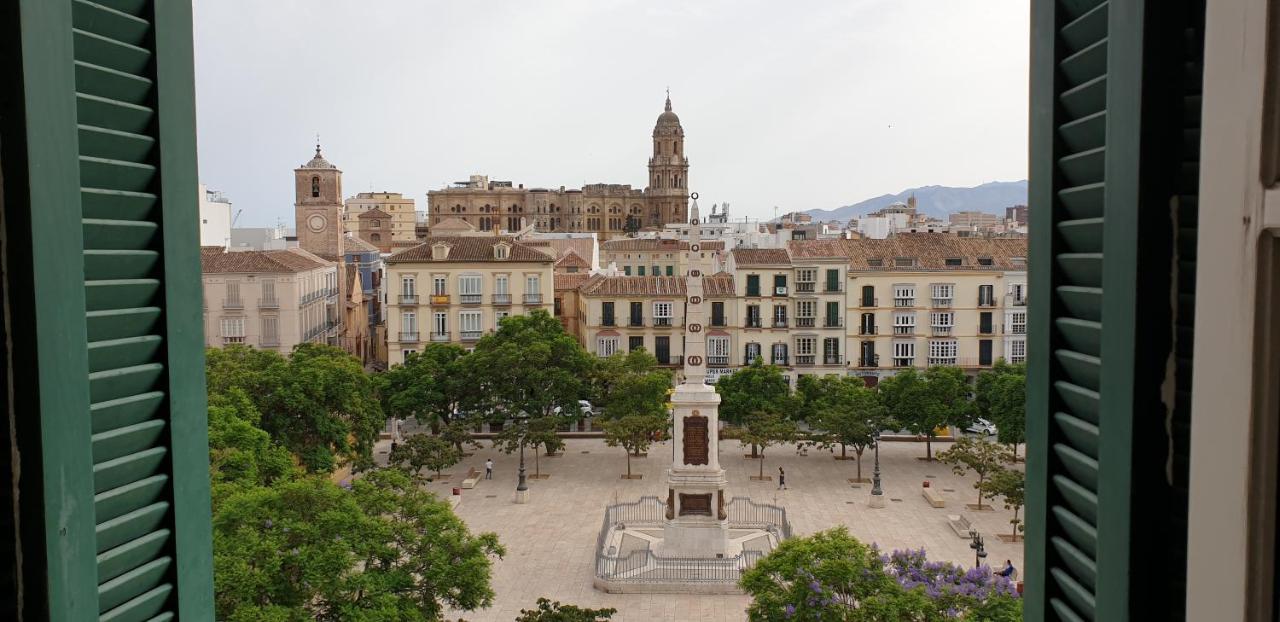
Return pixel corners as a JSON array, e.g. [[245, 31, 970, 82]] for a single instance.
[[370, 233, 381, 242], [311, 176, 320, 198]]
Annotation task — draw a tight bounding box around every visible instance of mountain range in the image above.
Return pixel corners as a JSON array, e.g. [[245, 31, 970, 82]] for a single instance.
[[801, 180, 1028, 222]]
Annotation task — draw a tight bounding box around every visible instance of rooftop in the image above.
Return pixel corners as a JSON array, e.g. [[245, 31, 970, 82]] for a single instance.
[[731, 248, 792, 266], [387, 236, 553, 264], [201, 246, 333, 274], [579, 272, 735, 297]]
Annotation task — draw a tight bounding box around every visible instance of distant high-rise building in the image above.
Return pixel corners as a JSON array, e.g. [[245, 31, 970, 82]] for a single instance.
[[199, 184, 232, 247], [1005, 204, 1028, 226]]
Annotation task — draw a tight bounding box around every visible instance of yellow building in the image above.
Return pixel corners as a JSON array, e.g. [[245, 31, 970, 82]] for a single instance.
[[384, 236, 554, 365], [577, 273, 735, 373], [344, 191, 416, 245], [842, 234, 1027, 385]]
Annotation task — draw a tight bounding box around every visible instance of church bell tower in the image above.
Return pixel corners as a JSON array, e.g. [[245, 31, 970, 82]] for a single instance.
[[294, 142, 344, 260], [646, 92, 690, 226]]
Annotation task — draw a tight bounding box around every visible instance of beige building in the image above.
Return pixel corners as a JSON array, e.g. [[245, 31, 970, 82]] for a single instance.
[[352, 208, 393, 253], [426, 95, 690, 239], [599, 238, 726, 277], [201, 247, 341, 351], [948, 210, 1002, 230], [384, 236, 554, 366], [577, 274, 735, 371], [343, 191, 416, 245], [843, 234, 1027, 385], [554, 273, 589, 341]]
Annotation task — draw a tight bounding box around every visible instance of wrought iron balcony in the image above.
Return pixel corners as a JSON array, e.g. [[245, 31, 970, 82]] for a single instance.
[[260, 337, 280, 347], [707, 355, 729, 366], [630, 317, 645, 327], [772, 318, 788, 328], [429, 294, 450, 305], [857, 355, 880, 367], [258, 297, 279, 309], [222, 299, 243, 309], [745, 318, 763, 329], [492, 293, 512, 305], [823, 355, 843, 365], [795, 355, 816, 366], [460, 330, 483, 341], [400, 332, 420, 342], [795, 317, 815, 328], [861, 297, 878, 307], [523, 294, 543, 304], [796, 282, 816, 293], [398, 294, 419, 304], [430, 331, 450, 342], [824, 317, 844, 328], [653, 317, 672, 327], [460, 294, 482, 305], [859, 325, 878, 335], [602, 317, 616, 327]]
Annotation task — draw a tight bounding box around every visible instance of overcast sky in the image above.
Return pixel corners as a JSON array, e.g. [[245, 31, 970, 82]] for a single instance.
[[193, 0, 1029, 227]]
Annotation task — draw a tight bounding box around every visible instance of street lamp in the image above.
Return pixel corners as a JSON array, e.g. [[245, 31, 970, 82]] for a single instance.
[[969, 530, 988, 569], [869, 421, 885, 508], [514, 412, 529, 503]]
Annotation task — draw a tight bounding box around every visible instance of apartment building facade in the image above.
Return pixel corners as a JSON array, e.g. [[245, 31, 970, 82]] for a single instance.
[[201, 247, 341, 351], [577, 273, 736, 372], [343, 191, 417, 245], [384, 236, 554, 365]]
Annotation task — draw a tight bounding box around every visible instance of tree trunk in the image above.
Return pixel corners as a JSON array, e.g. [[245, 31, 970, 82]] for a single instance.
[[534, 445, 541, 478], [855, 448, 864, 481], [751, 443, 759, 458], [976, 476, 984, 509], [1013, 507, 1021, 541], [626, 451, 632, 478], [925, 433, 933, 461], [759, 451, 765, 479], [841, 444, 847, 459]]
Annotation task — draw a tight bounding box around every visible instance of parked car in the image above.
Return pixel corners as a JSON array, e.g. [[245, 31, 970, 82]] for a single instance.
[[553, 400, 595, 417], [966, 418, 998, 436]]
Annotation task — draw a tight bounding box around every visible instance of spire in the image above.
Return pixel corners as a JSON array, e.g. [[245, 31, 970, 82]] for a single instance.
[[665, 88, 672, 112], [315, 133, 322, 157]]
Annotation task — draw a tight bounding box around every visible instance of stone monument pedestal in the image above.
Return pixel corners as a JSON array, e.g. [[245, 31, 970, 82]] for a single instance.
[[514, 489, 530, 504], [869, 493, 886, 508]]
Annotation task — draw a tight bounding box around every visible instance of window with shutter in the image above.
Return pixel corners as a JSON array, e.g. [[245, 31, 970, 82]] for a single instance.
[[3, 1, 214, 618], [1027, 1, 1204, 619]]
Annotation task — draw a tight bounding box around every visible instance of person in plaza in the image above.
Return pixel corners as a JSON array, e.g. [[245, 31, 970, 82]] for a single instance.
[[998, 559, 1016, 578], [777, 467, 787, 490], [485, 458, 494, 480]]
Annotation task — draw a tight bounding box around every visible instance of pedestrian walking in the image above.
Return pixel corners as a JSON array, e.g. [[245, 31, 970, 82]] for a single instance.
[[777, 467, 787, 490], [485, 458, 494, 480]]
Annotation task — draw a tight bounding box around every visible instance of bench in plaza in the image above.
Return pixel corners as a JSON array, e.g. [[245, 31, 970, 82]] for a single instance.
[[460, 467, 482, 489], [947, 514, 974, 538], [922, 485, 946, 508]]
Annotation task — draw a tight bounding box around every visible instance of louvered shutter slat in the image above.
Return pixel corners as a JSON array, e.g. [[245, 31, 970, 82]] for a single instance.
[[94, 475, 168, 524], [92, 392, 165, 434]]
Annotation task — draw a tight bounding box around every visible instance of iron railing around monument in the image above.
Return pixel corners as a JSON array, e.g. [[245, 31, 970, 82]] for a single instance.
[[594, 496, 792, 584]]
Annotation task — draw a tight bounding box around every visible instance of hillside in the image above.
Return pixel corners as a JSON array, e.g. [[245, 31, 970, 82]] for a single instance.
[[803, 180, 1027, 222]]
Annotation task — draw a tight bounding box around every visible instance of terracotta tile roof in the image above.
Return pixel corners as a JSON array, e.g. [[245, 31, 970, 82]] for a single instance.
[[844, 234, 1028, 271], [578, 273, 735, 297], [201, 247, 332, 274], [601, 238, 689, 252], [699, 240, 726, 251], [787, 239, 850, 259], [554, 273, 590, 291], [554, 249, 591, 269], [358, 207, 391, 219], [535, 237, 596, 263], [429, 217, 477, 232], [386, 236, 553, 264], [731, 248, 791, 266], [343, 236, 379, 253]]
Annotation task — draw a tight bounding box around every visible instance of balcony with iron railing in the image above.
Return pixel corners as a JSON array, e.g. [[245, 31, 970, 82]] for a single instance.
[[893, 325, 915, 335], [932, 297, 953, 308], [932, 325, 953, 336], [824, 283, 843, 293], [796, 317, 815, 328], [461, 330, 483, 341], [223, 298, 244, 309], [258, 297, 279, 309], [399, 294, 419, 304], [524, 294, 543, 304], [260, 336, 280, 347], [400, 331, 420, 343], [795, 355, 816, 366], [894, 298, 915, 308], [823, 354, 843, 365], [859, 325, 878, 335], [824, 317, 844, 328], [771, 356, 789, 366], [602, 316, 616, 327], [492, 293, 512, 305], [857, 355, 880, 367], [222, 336, 245, 344], [978, 296, 997, 307], [430, 331, 450, 342], [772, 318, 789, 328], [893, 358, 915, 368], [861, 297, 878, 307], [928, 357, 958, 366], [653, 317, 673, 327], [745, 317, 763, 329], [429, 294, 450, 305], [711, 316, 726, 327], [629, 317, 645, 327], [1006, 294, 1028, 307], [796, 282, 816, 293], [460, 294, 483, 305], [708, 355, 730, 366], [979, 323, 995, 335]]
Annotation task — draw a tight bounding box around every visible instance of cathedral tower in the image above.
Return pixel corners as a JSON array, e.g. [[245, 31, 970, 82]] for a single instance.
[[295, 143, 344, 260], [646, 93, 690, 226]]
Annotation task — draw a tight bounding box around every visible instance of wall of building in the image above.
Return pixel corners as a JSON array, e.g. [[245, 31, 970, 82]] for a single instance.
[[199, 184, 232, 247], [201, 266, 338, 352]]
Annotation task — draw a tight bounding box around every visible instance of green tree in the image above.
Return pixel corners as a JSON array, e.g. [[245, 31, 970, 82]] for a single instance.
[[213, 470, 504, 621], [207, 388, 299, 508], [494, 415, 564, 479], [603, 413, 669, 478], [879, 366, 972, 461], [981, 468, 1027, 541], [441, 418, 485, 456], [516, 598, 616, 622], [740, 410, 798, 481], [740, 527, 916, 621], [937, 436, 1014, 510], [467, 310, 594, 421], [974, 361, 1026, 459], [205, 344, 286, 397], [390, 433, 462, 481], [379, 343, 473, 434], [715, 359, 794, 457], [597, 351, 672, 421], [804, 376, 892, 482]]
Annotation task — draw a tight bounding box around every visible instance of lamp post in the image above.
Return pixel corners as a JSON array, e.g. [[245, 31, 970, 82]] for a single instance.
[[869, 422, 885, 508], [969, 530, 988, 569], [515, 412, 530, 503]]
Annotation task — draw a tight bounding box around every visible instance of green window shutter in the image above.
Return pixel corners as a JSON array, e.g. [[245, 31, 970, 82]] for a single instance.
[[6, 1, 213, 619], [825, 301, 839, 326], [746, 275, 760, 297], [825, 269, 839, 291], [1027, 1, 1202, 620]]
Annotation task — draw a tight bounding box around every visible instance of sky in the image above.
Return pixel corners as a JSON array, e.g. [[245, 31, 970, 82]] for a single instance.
[[193, 0, 1030, 228]]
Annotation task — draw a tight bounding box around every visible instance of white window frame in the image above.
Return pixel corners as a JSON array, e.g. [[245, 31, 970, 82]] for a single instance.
[[526, 275, 540, 295], [402, 311, 417, 334], [893, 312, 916, 335], [1010, 339, 1027, 363], [928, 339, 958, 364], [796, 337, 816, 356], [460, 275, 482, 296], [401, 275, 416, 296], [707, 335, 730, 358], [433, 311, 447, 336], [893, 341, 916, 364], [432, 275, 447, 296], [653, 301, 673, 318], [796, 268, 817, 283], [495, 275, 509, 295], [893, 284, 915, 307], [796, 300, 816, 318], [771, 343, 788, 365], [261, 316, 278, 341], [460, 311, 482, 333], [221, 317, 245, 343], [597, 337, 619, 357], [1010, 311, 1027, 334]]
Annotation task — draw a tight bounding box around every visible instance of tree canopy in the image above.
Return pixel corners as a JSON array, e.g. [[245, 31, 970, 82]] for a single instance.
[[937, 437, 1014, 510], [802, 375, 892, 482], [379, 343, 473, 430], [516, 598, 616, 622], [465, 310, 594, 422], [603, 413, 668, 478], [878, 366, 972, 461], [595, 350, 672, 421]]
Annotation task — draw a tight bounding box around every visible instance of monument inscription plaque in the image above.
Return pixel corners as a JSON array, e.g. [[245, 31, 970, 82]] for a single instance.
[[683, 415, 709, 465], [679, 493, 713, 516]]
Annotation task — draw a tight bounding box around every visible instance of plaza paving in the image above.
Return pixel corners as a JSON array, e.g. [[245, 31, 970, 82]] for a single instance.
[[396, 437, 1024, 622]]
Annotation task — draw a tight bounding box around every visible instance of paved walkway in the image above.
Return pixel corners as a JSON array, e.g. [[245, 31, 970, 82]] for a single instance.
[[387, 437, 1024, 622]]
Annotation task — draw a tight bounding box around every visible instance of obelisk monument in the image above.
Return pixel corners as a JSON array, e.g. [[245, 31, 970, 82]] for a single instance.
[[662, 197, 731, 557]]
